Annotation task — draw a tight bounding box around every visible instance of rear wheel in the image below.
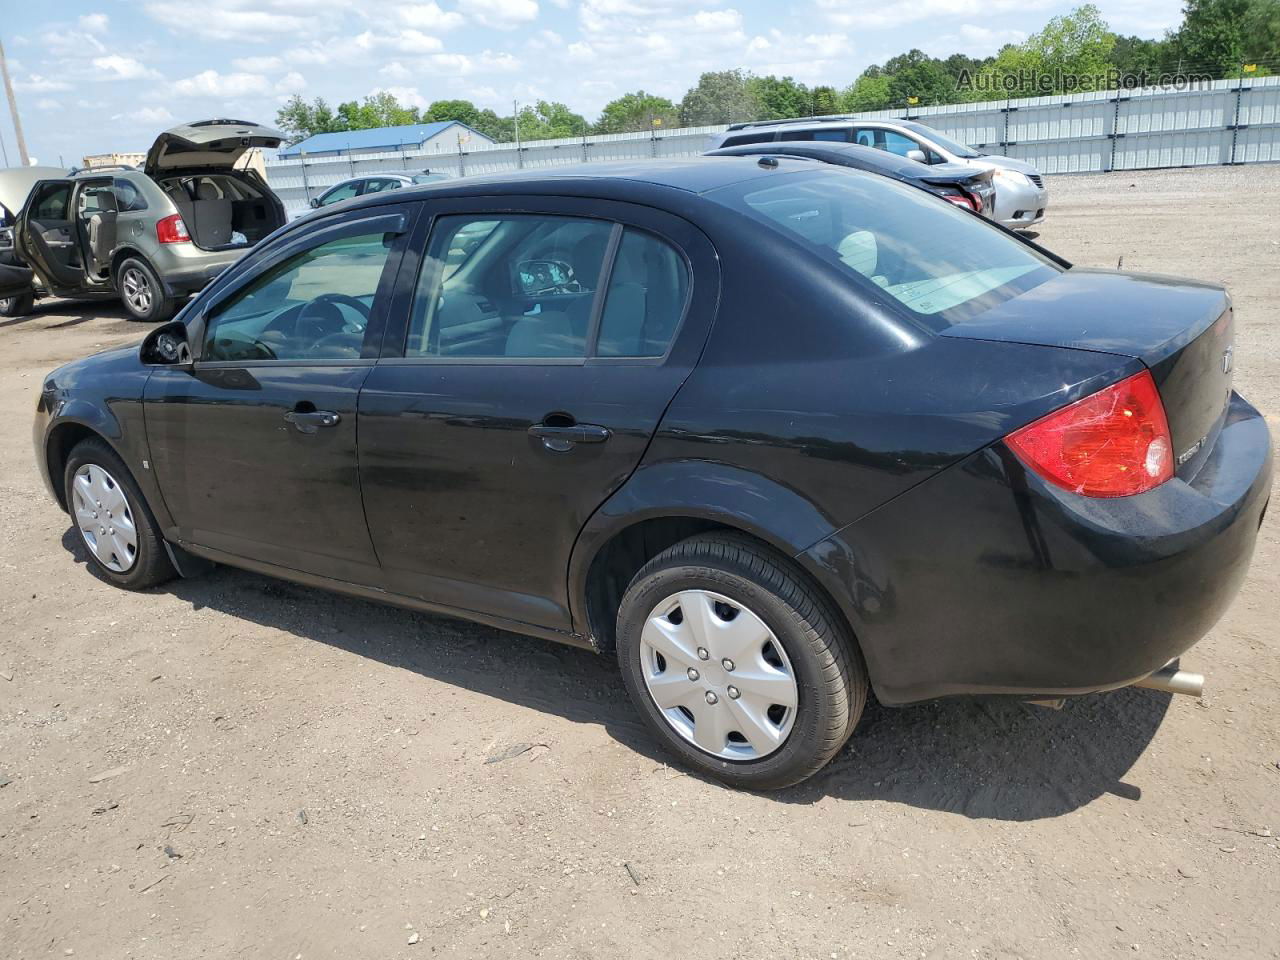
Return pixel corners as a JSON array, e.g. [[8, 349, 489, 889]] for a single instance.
[[117, 256, 174, 322], [0, 291, 34, 317], [63, 437, 175, 590], [616, 533, 867, 790]]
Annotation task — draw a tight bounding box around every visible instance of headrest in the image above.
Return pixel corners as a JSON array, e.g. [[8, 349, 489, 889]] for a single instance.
[[196, 181, 221, 201]]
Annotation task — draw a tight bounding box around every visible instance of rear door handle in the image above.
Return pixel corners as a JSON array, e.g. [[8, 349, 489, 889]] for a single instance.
[[528, 422, 612, 450], [283, 410, 341, 434]]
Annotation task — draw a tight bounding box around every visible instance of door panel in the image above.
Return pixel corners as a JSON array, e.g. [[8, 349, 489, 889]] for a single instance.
[[18, 181, 86, 292], [144, 365, 380, 582], [144, 208, 414, 583], [358, 198, 719, 630]]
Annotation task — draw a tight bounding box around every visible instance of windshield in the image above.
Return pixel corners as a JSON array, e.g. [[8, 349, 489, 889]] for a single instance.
[[898, 121, 982, 158], [713, 171, 1060, 328]]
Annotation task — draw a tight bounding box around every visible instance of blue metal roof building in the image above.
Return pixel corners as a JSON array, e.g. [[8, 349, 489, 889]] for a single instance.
[[278, 121, 492, 158]]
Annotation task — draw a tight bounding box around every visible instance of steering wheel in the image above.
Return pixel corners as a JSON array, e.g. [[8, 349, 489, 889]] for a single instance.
[[307, 292, 371, 328]]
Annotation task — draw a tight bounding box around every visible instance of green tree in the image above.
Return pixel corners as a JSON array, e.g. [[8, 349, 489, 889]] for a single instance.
[[840, 71, 892, 111], [427, 99, 515, 142], [1169, 0, 1279, 76], [1109, 34, 1172, 77], [679, 69, 760, 125], [516, 100, 588, 141], [594, 91, 680, 133], [335, 91, 422, 131], [746, 75, 811, 120], [881, 49, 955, 106], [275, 95, 345, 144], [985, 4, 1117, 95], [810, 84, 841, 115]]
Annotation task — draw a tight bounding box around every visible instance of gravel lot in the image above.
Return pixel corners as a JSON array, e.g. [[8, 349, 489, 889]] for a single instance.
[[2, 164, 1279, 960]]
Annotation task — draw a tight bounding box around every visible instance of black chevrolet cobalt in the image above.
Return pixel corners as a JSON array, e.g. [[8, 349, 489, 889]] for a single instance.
[[30, 159, 1271, 789]]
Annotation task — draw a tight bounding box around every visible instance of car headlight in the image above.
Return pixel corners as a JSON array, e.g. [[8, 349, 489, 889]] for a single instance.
[[993, 169, 1032, 187]]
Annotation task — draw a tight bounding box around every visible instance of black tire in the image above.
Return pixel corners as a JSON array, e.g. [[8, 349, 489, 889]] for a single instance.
[[116, 256, 175, 322], [0, 291, 35, 317], [63, 437, 176, 590], [616, 532, 867, 790]]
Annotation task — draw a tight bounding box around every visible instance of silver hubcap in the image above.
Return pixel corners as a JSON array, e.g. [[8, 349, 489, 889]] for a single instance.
[[640, 590, 798, 760], [72, 464, 138, 573], [121, 267, 152, 314]]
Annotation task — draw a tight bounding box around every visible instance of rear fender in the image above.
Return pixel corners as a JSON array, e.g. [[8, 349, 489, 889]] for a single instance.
[[567, 460, 838, 635]]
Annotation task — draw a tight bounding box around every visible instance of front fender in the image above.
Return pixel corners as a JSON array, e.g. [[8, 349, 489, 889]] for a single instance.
[[567, 459, 837, 634]]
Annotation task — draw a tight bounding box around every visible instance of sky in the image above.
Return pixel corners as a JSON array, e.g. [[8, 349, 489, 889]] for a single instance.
[[2, 0, 1184, 166]]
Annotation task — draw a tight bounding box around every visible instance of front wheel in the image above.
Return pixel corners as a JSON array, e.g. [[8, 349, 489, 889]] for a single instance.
[[616, 533, 867, 790], [64, 437, 175, 589], [117, 256, 174, 322]]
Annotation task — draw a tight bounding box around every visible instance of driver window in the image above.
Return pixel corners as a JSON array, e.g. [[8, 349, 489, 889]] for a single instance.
[[407, 214, 614, 359], [203, 231, 396, 362]]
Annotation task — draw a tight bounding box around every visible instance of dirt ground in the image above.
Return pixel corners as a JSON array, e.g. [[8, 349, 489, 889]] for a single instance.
[[2, 165, 1279, 960]]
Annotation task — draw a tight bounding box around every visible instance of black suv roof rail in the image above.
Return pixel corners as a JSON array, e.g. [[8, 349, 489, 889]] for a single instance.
[[726, 115, 908, 131]]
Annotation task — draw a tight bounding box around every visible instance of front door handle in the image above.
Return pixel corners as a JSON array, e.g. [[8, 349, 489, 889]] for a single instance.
[[283, 410, 341, 434], [528, 422, 612, 451]]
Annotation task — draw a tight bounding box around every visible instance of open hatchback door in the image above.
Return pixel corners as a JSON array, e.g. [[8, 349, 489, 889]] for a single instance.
[[144, 119, 284, 175]]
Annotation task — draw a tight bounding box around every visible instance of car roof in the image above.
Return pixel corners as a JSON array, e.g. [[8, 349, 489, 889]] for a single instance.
[[726, 116, 913, 135], [308, 157, 823, 215], [707, 141, 932, 179]]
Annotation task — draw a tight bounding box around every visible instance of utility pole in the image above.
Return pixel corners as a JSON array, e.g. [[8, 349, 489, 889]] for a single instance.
[[0, 36, 30, 166], [513, 99, 523, 168]]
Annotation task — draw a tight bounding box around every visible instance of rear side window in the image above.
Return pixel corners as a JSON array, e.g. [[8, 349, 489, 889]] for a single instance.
[[114, 179, 148, 212], [790, 128, 850, 142], [717, 172, 1059, 328], [597, 229, 689, 357], [723, 131, 777, 146]]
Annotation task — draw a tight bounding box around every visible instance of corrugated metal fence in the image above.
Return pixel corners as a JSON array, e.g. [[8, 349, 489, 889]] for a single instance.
[[265, 77, 1280, 216]]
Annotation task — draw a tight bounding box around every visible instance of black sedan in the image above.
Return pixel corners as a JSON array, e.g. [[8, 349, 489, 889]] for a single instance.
[[33, 159, 1270, 789], [705, 140, 996, 215]]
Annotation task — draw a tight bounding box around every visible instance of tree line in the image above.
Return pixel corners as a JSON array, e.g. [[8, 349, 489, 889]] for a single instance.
[[276, 0, 1280, 144]]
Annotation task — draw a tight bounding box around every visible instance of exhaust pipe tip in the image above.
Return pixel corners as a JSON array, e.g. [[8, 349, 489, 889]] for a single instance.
[[1133, 662, 1204, 698]]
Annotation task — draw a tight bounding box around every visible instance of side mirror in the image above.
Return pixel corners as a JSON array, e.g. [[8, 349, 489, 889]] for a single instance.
[[140, 319, 193, 368], [516, 259, 575, 296], [906, 149, 928, 164], [309, 197, 321, 209]]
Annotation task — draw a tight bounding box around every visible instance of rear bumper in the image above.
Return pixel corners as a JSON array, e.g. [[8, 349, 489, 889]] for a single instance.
[[802, 391, 1271, 705], [150, 246, 245, 297]]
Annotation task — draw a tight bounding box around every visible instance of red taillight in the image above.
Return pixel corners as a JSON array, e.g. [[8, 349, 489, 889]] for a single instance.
[[1005, 370, 1174, 497], [944, 193, 977, 211], [156, 214, 190, 244]]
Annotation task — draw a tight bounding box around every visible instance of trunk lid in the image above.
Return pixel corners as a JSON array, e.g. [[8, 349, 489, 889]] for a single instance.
[[942, 268, 1235, 478], [145, 119, 284, 175]]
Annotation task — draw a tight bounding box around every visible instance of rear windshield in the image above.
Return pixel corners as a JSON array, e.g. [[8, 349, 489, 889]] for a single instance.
[[712, 171, 1060, 328]]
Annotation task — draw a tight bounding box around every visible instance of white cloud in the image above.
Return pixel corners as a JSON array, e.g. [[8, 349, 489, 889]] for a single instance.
[[143, 0, 344, 41], [172, 69, 272, 97], [922, 23, 1027, 57], [233, 55, 286, 72], [276, 71, 307, 93], [112, 105, 176, 125], [78, 13, 110, 33], [354, 29, 444, 54], [380, 61, 415, 82], [93, 55, 161, 80], [377, 86, 431, 111], [814, 0, 1054, 29], [394, 1, 465, 31], [36, 97, 62, 111], [458, 0, 539, 30], [14, 74, 72, 93]]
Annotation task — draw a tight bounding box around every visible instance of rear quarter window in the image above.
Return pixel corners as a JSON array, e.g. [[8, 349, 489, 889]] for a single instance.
[[714, 171, 1060, 328]]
